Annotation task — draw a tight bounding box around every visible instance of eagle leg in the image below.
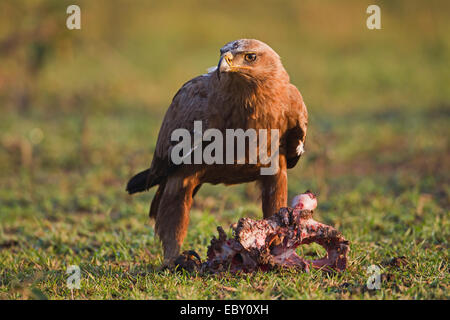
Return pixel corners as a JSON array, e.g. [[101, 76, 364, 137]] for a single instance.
[[155, 174, 199, 265], [260, 158, 288, 218]]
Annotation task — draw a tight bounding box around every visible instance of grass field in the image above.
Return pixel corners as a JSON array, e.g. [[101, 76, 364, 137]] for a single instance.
[[0, 0, 449, 299]]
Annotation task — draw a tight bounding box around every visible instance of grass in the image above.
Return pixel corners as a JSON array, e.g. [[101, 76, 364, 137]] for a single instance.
[[0, 107, 448, 300], [0, 0, 449, 299]]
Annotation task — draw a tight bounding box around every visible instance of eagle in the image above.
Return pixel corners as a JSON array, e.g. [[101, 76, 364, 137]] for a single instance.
[[126, 39, 308, 265]]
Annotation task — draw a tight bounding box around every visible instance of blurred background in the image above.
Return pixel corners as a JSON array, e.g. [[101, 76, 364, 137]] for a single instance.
[[0, 0, 449, 292], [1, 0, 449, 199]]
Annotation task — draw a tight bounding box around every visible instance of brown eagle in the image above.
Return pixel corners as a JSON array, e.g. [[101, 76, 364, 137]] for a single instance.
[[126, 39, 308, 265]]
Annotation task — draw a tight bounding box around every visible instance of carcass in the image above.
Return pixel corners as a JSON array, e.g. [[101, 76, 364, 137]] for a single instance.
[[174, 192, 349, 273]]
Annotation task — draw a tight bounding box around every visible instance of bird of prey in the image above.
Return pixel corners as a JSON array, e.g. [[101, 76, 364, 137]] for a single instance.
[[126, 39, 308, 265]]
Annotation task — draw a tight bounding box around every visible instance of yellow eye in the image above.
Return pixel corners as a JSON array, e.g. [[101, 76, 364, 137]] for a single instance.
[[244, 53, 257, 62]]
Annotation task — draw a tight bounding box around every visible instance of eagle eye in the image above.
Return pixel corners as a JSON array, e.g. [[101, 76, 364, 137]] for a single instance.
[[244, 53, 257, 62]]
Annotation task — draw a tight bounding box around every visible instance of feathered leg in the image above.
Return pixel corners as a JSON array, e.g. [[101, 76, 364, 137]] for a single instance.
[[155, 174, 199, 265], [260, 156, 288, 218], [149, 180, 166, 218]]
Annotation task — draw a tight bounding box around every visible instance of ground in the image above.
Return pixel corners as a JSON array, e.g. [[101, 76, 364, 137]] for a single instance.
[[0, 0, 449, 299], [1, 106, 448, 299]]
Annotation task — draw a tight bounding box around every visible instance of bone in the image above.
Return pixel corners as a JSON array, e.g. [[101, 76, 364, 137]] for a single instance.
[[174, 192, 349, 273]]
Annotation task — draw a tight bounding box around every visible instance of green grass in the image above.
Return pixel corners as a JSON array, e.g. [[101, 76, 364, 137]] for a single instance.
[[0, 0, 449, 299], [0, 107, 448, 299]]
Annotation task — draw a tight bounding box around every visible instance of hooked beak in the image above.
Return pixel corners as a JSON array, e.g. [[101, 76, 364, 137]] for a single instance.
[[217, 52, 233, 79], [217, 51, 252, 80]]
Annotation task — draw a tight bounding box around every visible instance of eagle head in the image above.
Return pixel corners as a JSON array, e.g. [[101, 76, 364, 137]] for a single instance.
[[216, 39, 287, 83]]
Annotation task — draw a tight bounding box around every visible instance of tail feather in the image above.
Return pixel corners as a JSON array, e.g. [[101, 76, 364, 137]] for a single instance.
[[126, 169, 155, 194]]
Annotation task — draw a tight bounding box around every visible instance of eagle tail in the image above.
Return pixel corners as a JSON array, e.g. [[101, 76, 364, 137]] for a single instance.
[[126, 169, 156, 194]]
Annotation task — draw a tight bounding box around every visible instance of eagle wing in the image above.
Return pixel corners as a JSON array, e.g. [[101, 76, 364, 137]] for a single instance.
[[148, 75, 211, 184], [286, 85, 308, 169]]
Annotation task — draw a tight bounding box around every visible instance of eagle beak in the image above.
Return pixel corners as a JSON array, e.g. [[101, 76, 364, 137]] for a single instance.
[[218, 51, 233, 75]]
